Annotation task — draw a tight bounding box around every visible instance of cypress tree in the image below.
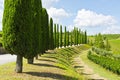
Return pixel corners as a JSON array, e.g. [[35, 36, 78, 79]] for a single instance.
[[60, 25, 62, 47], [49, 18, 54, 49], [54, 24, 56, 48], [79, 29, 81, 44], [2, 0, 36, 73], [29, 0, 42, 63], [67, 31, 69, 46], [70, 32, 73, 46], [76, 28, 79, 45], [56, 24, 59, 48], [64, 26, 67, 47], [41, 8, 49, 53], [85, 30, 87, 44]]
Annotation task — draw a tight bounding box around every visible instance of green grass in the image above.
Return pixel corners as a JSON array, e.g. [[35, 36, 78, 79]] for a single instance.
[[80, 50, 120, 80], [109, 39, 120, 54], [0, 45, 90, 80]]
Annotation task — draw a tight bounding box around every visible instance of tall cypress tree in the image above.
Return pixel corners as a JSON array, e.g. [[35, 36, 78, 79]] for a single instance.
[[57, 24, 59, 48], [79, 29, 81, 44], [41, 8, 49, 53], [67, 31, 69, 46], [49, 18, 54, 49], [84, 30, 87, 44], [64, 26, 67, 47], [29, 0, 42, 64], [70, 32, 73, 46], [60, 25, 62, 47], [54, 24, 56, 48], [76, 28, 79, 45], [2, 0, 38, 73]]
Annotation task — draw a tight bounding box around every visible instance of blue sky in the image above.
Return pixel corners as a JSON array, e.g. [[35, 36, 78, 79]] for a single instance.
[[0, 0, 120, 35]]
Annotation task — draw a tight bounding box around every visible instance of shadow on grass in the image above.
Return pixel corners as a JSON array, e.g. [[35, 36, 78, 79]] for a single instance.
[[74, 66, 84, 68], [33, 63, 66, 70], [38, 58, 56, 63], [42, 56, 58, 60], [24, 72, 78, 80]]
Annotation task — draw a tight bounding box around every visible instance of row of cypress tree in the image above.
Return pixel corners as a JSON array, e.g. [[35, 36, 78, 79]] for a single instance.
[[2, 0, 87, 73], [53, 25, 87, 48]]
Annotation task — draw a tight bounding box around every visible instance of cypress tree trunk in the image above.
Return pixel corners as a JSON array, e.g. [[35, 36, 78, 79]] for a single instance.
[[27, 58, 34, 64], [15, 54, 23, 73], [35, 55, 38, 60]]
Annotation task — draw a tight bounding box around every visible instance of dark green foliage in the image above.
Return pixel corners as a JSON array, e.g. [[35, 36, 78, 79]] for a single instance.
[[41, 8, 49, 53], [3, 0, 34, 57], [60, 25, 62, 47], [32, 0, 42, 57], [88, 52, 120, 75], [54, 24, 56, 48], [67, 31, 69, 46], [49, 18, 54, 49], [70, 32, 73, 46], [64, 26, 67, 47], [56, 24, 59, 48], [84, 31, 87, 44]]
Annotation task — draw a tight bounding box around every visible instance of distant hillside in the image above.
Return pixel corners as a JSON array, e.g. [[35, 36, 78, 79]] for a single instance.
[[102, 34, 120, 40], [109, 39, 120, 54]]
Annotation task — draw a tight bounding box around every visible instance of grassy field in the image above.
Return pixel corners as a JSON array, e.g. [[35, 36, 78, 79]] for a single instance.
[[80, 50, 120, 80], [0, 45, 90, 80], [109, 39, 120, 54]]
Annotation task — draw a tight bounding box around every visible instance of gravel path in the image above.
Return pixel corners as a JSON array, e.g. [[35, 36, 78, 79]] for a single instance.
[[0, 54, 16, 65], [73, 52, 107, 80]]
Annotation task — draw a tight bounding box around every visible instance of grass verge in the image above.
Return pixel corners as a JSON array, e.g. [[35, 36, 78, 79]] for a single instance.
[[0, 45, 89, 80]]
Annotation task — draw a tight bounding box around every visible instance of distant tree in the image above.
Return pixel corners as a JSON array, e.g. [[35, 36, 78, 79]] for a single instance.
[[41, 8, 49, 53], [105, 38, 111, 51], [56, 24, 59, 48], [49, 18, 54, 49], [94, 33, 105, 49], [60, 25, 62, 47], [64, 26, 67, 47], [54, 24, 56, 48], [79, 29, 81, 44], [70, 32, 73, 46], [85, 30, 87, 44], [67, 31, 69, 46]]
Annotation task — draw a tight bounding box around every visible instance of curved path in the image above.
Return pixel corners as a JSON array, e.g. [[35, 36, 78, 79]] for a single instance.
[[0, 54, 16, 65], [72, 48, 107, 80]]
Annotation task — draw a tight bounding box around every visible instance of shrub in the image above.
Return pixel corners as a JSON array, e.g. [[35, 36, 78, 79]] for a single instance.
[[88, 53, 120, 75]]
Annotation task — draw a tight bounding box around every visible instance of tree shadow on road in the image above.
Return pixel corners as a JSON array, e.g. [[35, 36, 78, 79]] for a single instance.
[[24, 72, 78, 80]]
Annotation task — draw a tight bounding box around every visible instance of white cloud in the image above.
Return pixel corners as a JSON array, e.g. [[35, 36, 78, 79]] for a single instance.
[[47, 7, 71, 23], [74, 9, 117, 27], [42, 0, 59, 8], [102, 26, 120, 34]]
